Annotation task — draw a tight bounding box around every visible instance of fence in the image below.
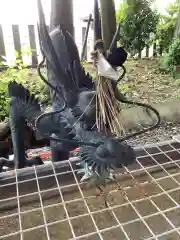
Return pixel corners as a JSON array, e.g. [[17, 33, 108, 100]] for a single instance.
[[0, 23, 156, 69], [0, 24, 41, 67], [0, 23, 93, 68]]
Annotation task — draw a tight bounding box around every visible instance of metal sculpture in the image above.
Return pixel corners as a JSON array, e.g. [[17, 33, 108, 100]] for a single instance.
[[0, 0, 161, 190]]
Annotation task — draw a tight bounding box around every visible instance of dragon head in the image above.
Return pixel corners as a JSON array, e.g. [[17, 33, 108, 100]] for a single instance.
[[95, 139, 136, 168], [78, 137, 136, 183]]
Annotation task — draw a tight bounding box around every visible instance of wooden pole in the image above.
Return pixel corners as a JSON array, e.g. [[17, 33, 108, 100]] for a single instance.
[[81, 14, 92, 61], [28, 25, 38, 66], [12, 25, 22, 61]]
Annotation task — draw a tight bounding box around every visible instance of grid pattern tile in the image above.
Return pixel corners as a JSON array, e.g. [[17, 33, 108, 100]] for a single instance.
[[1, 140, 180, 240]]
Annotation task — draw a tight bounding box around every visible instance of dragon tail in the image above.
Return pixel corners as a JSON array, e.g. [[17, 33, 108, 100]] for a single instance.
[[8, 81, 42, 126]]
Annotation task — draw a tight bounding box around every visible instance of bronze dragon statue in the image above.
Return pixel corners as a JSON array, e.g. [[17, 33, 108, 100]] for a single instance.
[[0, 0, 160, 187]]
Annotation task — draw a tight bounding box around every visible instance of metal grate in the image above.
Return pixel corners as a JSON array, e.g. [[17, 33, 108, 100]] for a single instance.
[[1, 139, 180, 240]]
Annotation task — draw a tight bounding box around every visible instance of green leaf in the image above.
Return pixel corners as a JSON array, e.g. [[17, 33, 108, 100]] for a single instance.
[[15, 50, 19, 58]]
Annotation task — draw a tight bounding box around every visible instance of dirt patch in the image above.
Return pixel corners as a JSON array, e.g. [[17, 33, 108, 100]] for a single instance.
[[85, 59, 180, 105]]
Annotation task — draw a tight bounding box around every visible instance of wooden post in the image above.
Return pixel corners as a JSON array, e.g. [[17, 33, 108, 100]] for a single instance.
[[12, 25, 22, 61], [0, 25, 6, 59], [81, 14, 93, 61], [82, 27, 87, 61], [28, 25, 38, 66], [50, 0, 74, 38]]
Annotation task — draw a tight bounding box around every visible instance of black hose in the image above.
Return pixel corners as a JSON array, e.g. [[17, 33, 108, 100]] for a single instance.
[[35, 106, 100, 148], [37, 57, 63, 101], [116, 65, 126, 86], [118, 99, 161, 142], [112, 64, 161, 141]]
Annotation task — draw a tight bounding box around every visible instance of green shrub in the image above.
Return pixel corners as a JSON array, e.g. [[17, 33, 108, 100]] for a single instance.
[[159, 38, 180, 74], [0, 56, 48, 121], [0, 82, 9, 121]]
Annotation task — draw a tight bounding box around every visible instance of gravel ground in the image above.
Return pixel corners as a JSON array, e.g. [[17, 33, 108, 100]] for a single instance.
[[126, 122, 180, 147]]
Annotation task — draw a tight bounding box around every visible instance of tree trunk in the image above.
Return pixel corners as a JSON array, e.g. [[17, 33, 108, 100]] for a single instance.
[[138, 50, 142, 58], [159, 45, 163, 56], [50, 0, 74, 37], [153, 43, 157, 57], [99, 0, 116, 50], [174, 12, 180, 38], [146, 45, 149, 57]]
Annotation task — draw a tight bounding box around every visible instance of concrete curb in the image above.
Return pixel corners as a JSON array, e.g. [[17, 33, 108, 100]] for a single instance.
[[120, 99, 180, 130], [1, 99, 180, 140]]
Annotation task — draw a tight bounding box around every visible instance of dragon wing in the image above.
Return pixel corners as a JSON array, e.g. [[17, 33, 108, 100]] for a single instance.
[[37, 0, 94, 107], [49, 26, 94, 89]]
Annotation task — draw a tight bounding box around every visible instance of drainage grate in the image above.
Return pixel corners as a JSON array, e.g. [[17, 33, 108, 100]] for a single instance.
[[1, 139, 180, 240]]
